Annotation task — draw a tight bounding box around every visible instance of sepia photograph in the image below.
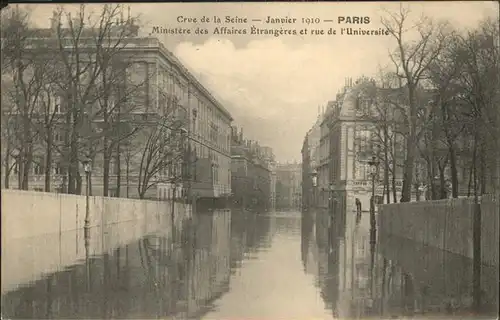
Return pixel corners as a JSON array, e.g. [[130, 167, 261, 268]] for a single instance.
[[1, 1, 499, 319]]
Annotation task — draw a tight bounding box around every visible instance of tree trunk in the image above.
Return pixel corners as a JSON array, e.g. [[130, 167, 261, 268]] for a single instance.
[[392, 170, 397, 203], [426, 159, 438, 200], [401, 88, 417, 203], [467, 163, 473, 197], [21, 143, 33, 190], [67, 137, 78, 194], [401, 147, 415, 202], [4, 143, 11, 189], [415, 163, 421, 201], [448, 144, 459, 198], [76, 171, 82, 195], [116, 143, 121, 197], [17, 159, 23, 189], [126, 153, 130, 198], [103, 140, 110, 197], [67, 106, 79, 194], [62, 104, 71, 194], [383, 127, 390, 204], [470, 138, 478, 197], [20, 126, 33, 190], [44, 129, 53, 192], [480, 143, 487, 195], [88, 171, 93, 196], [439, 165, 446, 199]]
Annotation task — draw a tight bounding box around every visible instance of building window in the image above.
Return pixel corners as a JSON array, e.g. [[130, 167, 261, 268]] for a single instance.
[[53, 130, 63, 143], [209, 122, 218, 144], [33, 162, 44, 175], [54, 162, 62, 175]]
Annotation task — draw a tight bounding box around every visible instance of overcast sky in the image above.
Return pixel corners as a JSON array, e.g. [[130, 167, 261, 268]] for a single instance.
[[25, 2, 498, 162]]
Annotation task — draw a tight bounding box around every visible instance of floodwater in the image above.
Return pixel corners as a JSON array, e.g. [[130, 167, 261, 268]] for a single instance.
[[1, 208, 495, 319]]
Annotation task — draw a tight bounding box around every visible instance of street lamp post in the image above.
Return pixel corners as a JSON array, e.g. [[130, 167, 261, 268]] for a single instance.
[[83, 159, 92, 235], [82, 158, 92, 293], [328, 182, 335, 227], [368, 155, 379, 300], [311, 169, 318, 209]]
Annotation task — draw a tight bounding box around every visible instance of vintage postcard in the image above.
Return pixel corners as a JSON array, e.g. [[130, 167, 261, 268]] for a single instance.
[[1, 2, 499, 319]]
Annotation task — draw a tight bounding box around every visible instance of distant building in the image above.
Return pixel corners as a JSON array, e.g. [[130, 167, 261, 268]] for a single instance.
[[275, 162, 302, 210], [230, 127, 275, 211]]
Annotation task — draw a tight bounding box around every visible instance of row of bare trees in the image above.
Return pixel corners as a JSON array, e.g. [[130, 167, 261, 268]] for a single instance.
[[1, 4, 189, 199], [356, 5, 499, 203]]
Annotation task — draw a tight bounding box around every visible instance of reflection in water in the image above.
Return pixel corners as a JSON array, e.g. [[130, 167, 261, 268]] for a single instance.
[[301, 211, 342, 318], [2, 208, 234, 319], [301, 209, 497, 319], [11, 206, 484, 319], [203, 211, 332, 319]]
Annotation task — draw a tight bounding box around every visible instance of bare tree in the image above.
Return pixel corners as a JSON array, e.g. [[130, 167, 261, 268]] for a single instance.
[[32, 83, 65, 192], [136, 108, 189, 200], [356, 74, 407, 203], [381, 4, 450, 202], [0, 74, 21, 189], [1, 6, 52, 190], [48, 4, 142, 195], [454, 18, 500, 196], [425, 33, 466, 198]]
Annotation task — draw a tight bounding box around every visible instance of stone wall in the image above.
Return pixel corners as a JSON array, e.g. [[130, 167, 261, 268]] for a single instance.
[[1, 189, 191, 294], [377, 195, 499, 313]]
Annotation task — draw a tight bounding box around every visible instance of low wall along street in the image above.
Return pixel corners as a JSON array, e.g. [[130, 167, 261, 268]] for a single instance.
[[378, 195, 499, 313], [1, 189, 191, 294]]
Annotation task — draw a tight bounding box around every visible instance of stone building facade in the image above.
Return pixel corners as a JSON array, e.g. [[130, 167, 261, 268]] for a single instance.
[[301, 111, 322, 211], [230, 127, 274, 211], [275, 162, 302, 210], [1, 18, 233, 202]]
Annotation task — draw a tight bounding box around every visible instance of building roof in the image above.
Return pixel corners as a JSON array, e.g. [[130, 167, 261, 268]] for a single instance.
[[340, 79, 377, 118]]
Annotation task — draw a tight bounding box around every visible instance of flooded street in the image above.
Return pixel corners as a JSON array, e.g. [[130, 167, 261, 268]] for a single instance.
[[2, 207, 487, 319], [203, 212, 333, 319], [2, 209, 342, 319]]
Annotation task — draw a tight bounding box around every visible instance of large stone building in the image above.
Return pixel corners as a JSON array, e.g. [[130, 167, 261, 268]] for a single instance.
[[275, 161, 302, 210], [230, 127, 275, 211], [301, 77, 405, 238], [1, 14, 233, 203]]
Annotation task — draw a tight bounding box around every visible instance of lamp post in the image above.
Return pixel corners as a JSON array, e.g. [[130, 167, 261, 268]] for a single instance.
[[82, 158, 92, 234], [311, 169, 318, 209], [328, 182, 335, 226], [368, 155, 379, 299], [82, 158, 92, 293]]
